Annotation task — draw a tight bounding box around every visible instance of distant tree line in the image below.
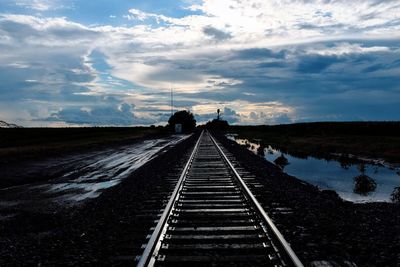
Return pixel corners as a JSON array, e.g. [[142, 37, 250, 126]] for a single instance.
[[230, 121, 400, 137], [167, 110, 196, 133]]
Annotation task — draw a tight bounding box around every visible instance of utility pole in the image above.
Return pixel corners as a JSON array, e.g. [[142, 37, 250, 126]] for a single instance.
[[170, 84, 174, 116]]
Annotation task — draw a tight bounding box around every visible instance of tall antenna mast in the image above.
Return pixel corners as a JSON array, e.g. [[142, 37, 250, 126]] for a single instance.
[[170, 84, 174, 116]]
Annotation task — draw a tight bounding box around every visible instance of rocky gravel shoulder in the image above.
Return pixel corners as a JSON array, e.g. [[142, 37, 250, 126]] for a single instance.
[[213, 131, 400, 266], [0, 133, 199, 266], [1, 131, 399, 266]]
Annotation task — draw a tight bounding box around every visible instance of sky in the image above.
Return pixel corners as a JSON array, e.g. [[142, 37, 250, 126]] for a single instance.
[[0, 0, 399, 126]]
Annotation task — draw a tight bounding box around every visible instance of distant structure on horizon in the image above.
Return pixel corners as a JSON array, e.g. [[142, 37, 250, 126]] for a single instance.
[[0, 120, 22, 128], [205, 109, 229, 130]]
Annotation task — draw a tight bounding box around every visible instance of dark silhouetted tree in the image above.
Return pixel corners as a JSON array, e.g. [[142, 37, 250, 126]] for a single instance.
[[391, 186, 400, 203], [205, 119, 229, 130], [274, 154, 289, 169], [257, 144, 265, 157], [168, 110, 196, 133]]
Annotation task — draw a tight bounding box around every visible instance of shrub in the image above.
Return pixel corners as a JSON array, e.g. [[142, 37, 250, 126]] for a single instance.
[[274, 154, 289, 168], [391, 186, 400, 203], [354, 174, 377, 195], [257, 145, 265, 157], [168, 110, 196, 133]]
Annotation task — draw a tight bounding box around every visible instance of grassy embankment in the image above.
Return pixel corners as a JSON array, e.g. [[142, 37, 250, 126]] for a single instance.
[[228, 122, 400, 163], [0, 127, 167, 163]]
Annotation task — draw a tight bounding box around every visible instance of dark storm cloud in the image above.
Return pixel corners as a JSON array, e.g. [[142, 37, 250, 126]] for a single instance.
[[297, 55, 342, 73], [43, 103, 157, 125], [362, 60, 400, 73], [181, 41, 400, 122], [202, 26, 232, 41], [362, 64, 385, 73], [295, 89, 400, 122], [257, 62, 287, 68], [231, 48, 286, 60], [2, 10, 400, 126]]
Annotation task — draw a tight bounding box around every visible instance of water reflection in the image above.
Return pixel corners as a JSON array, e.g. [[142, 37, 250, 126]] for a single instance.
[[353, 174, 377, 195], [274, 154, 289, 169], [45, 134, 190, 202], [227, 134, 400, 203], [337, 154, 360, 170]]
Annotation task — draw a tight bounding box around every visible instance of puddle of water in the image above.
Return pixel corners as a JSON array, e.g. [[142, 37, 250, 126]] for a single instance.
[[227, 134, 400, 203], [0, 200, 21, 207], [48, 180, 121, 202], [43, 134, 190, 202]]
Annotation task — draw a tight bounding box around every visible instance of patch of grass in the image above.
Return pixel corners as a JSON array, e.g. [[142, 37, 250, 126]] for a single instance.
[[391, 187, 400, 203], [0, 127, 167, 162], [228, 122, 400, 163]]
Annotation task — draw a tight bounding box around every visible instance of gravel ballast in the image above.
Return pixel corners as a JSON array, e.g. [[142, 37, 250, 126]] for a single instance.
[[1, 131, 399, 266], [213, 131, 400, 266]]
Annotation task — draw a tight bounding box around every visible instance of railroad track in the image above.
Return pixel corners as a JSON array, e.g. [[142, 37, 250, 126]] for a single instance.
[[138, 130, 303, 267]]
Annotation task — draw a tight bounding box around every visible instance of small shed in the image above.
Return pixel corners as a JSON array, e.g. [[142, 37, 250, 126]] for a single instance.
[[175, 123, 182, 134]]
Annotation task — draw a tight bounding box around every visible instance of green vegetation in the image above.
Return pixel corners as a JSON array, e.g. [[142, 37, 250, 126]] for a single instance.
[[0, 127, 166, 162], [228, 122, 400, 163], [168, 110, 196, 133]]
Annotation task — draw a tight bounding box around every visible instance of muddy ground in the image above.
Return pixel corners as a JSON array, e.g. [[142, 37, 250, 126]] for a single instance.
[[0, 132, 197, 266], [0, 130, 399, 266]]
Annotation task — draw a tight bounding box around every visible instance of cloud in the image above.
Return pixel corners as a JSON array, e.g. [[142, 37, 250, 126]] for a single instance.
[[125, 9, 151, 21], [220, 107, 240, 123], [202, 26, 231, 41], [0, 14, 101, 45], [232, 48, 286, 60], [124, 8, 177, 24], [0, 1, 400, 126], [43, 102, 160, 126], [7, 0, 73, 11], [15, 0, 56, 11], [191, 100, 295, 125], [188, 0, 400, 43], [194, 107, 240, 124], [297, 55, 342, 73], [247, 111, 293, 125]]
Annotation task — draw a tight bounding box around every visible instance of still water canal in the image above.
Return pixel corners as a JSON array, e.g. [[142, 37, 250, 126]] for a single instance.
[[227, 134, 400, 203]]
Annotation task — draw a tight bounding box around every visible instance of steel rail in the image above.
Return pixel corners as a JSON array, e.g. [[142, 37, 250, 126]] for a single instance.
[[208, 131, 304, 267], [137, 130, 204, 267]]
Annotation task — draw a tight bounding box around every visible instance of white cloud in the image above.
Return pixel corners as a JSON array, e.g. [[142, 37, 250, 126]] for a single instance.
[[125, 9, 154, 21], [1, 0, 400, 126], [305, 42, 391, 56], [185, 0, 400, 44], [15, 0, 70, 11], [15, 0, 52, 11], [192, 100, 295, 124]]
